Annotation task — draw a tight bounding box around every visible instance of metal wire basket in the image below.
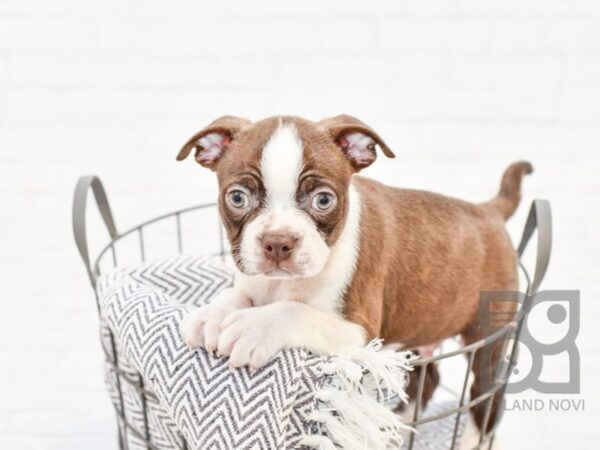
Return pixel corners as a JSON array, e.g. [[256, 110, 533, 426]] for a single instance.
[[73, 175, 552, 450]]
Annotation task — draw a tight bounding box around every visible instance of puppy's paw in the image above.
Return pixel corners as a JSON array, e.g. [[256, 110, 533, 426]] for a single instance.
[[180, 305, 233, 353], [217, 308, 284, 370], [459, 416, 501, 450]]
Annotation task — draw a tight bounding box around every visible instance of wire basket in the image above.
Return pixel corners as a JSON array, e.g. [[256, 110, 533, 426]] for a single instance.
[[73, 175, 552, 450]]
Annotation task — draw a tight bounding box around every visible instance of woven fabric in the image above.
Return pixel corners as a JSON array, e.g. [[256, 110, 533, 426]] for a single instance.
[[97, 254, 465, 450], [98, 255, 323, 449]]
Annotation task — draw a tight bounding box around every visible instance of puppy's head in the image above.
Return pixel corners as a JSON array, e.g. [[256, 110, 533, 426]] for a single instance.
[[177, 115, 394, 278]]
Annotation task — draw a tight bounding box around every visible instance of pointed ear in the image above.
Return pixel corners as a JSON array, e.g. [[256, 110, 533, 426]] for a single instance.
[[319, 114, 395, 171], [176, 116, 251, 170]]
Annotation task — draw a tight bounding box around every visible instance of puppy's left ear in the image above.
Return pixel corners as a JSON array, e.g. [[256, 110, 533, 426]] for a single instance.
[[319, 114, 395, 171], [176, 115, 251, 170]]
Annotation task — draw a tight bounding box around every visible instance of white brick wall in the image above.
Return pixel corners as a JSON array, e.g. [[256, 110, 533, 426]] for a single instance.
[[1, 1, 599, 449]]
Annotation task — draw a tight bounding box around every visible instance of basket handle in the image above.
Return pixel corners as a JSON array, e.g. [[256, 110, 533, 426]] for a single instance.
[[516, 199, 552, 295], [72, 176, 118, 286]]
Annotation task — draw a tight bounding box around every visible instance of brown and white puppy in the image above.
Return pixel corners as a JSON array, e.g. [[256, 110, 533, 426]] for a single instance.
[[178, 115, 530, 435]]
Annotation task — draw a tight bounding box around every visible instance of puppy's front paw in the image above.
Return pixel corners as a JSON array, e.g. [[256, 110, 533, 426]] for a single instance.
[[217, 308, 284, 370], [180, 305, 233, 353]]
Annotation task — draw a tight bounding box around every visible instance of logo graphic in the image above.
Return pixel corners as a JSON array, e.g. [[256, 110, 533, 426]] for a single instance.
[[479, 290, 580, 394]]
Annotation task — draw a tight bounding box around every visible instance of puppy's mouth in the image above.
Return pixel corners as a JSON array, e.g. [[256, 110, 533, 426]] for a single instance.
[[238, 258, 311, 279], [260, 259, 304, 278], [263, 267, 294, 278]]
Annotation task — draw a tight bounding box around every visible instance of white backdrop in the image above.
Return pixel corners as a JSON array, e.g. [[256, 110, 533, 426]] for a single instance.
[[1, 1, 599, 449]]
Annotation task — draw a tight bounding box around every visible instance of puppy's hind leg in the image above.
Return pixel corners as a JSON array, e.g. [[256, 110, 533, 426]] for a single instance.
[[397, 359, 440, 415], [460, 322, 512, 448], [459, 414, 502, 450]]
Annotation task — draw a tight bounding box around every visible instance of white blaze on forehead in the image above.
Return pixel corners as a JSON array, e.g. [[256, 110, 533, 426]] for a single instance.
[[260, 122, 304, 209], [240, 121, 330, 278]]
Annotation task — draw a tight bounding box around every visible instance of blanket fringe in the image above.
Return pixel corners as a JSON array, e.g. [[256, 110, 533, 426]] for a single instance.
[[301, 339, 415, 450]]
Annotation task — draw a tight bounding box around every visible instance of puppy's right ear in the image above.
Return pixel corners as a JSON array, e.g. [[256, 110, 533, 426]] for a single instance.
[[176, 116, 251, 170]]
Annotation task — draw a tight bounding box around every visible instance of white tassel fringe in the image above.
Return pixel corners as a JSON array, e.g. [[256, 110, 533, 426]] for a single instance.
[[301, 339, 416, 450]]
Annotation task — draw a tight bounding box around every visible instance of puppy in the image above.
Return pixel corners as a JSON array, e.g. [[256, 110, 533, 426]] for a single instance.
[[178, 115, 530, 434]]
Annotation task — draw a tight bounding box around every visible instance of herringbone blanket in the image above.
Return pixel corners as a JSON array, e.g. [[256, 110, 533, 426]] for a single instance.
[[97, 254, 465, 450]]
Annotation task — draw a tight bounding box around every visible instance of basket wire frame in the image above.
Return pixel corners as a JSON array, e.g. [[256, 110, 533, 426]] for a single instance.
[[73, 175, 551, 450]]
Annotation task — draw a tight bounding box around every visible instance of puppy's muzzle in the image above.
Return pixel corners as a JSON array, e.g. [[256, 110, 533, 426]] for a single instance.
[[260, 233, 298, 263]]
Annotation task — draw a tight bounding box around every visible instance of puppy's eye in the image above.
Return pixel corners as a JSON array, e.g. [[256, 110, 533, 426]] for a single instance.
[[311, 192, 335, 211], [228, 190, 249, 209]]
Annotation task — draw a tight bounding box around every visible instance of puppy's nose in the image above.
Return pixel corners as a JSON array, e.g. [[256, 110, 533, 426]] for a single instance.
[[261, 234, 298, 263]]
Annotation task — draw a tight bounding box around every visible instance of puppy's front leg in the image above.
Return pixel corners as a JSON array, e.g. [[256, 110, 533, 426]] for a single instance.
[[180, 287, 251, 353], [217, 301, 366, 370]]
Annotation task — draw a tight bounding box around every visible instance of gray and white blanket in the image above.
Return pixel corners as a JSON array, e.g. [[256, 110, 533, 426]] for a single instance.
[[97, 254, 465, 449]]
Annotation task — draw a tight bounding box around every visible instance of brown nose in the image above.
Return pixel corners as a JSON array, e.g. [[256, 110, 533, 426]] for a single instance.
[[261, 234, 298, 263]]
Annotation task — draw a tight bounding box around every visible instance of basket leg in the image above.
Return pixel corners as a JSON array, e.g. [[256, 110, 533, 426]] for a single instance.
[[118, 422, 125, 450]]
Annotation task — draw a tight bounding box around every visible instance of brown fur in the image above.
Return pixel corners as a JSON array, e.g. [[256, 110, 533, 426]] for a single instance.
[[346, 168, 527, 430], [177, 115, 531, 432], [344, 174, 522, 345]]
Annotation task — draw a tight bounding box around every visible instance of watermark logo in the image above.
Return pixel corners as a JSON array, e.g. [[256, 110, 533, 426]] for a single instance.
[[479, 290, 580, 395], [505, 397, 585, 412]]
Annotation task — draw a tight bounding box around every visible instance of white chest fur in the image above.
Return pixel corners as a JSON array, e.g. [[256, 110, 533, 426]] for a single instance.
[[234, 182, 362, 316]]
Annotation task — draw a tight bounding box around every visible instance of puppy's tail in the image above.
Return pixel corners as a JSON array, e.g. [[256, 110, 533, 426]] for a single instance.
[[485, 161, 533, 220]]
